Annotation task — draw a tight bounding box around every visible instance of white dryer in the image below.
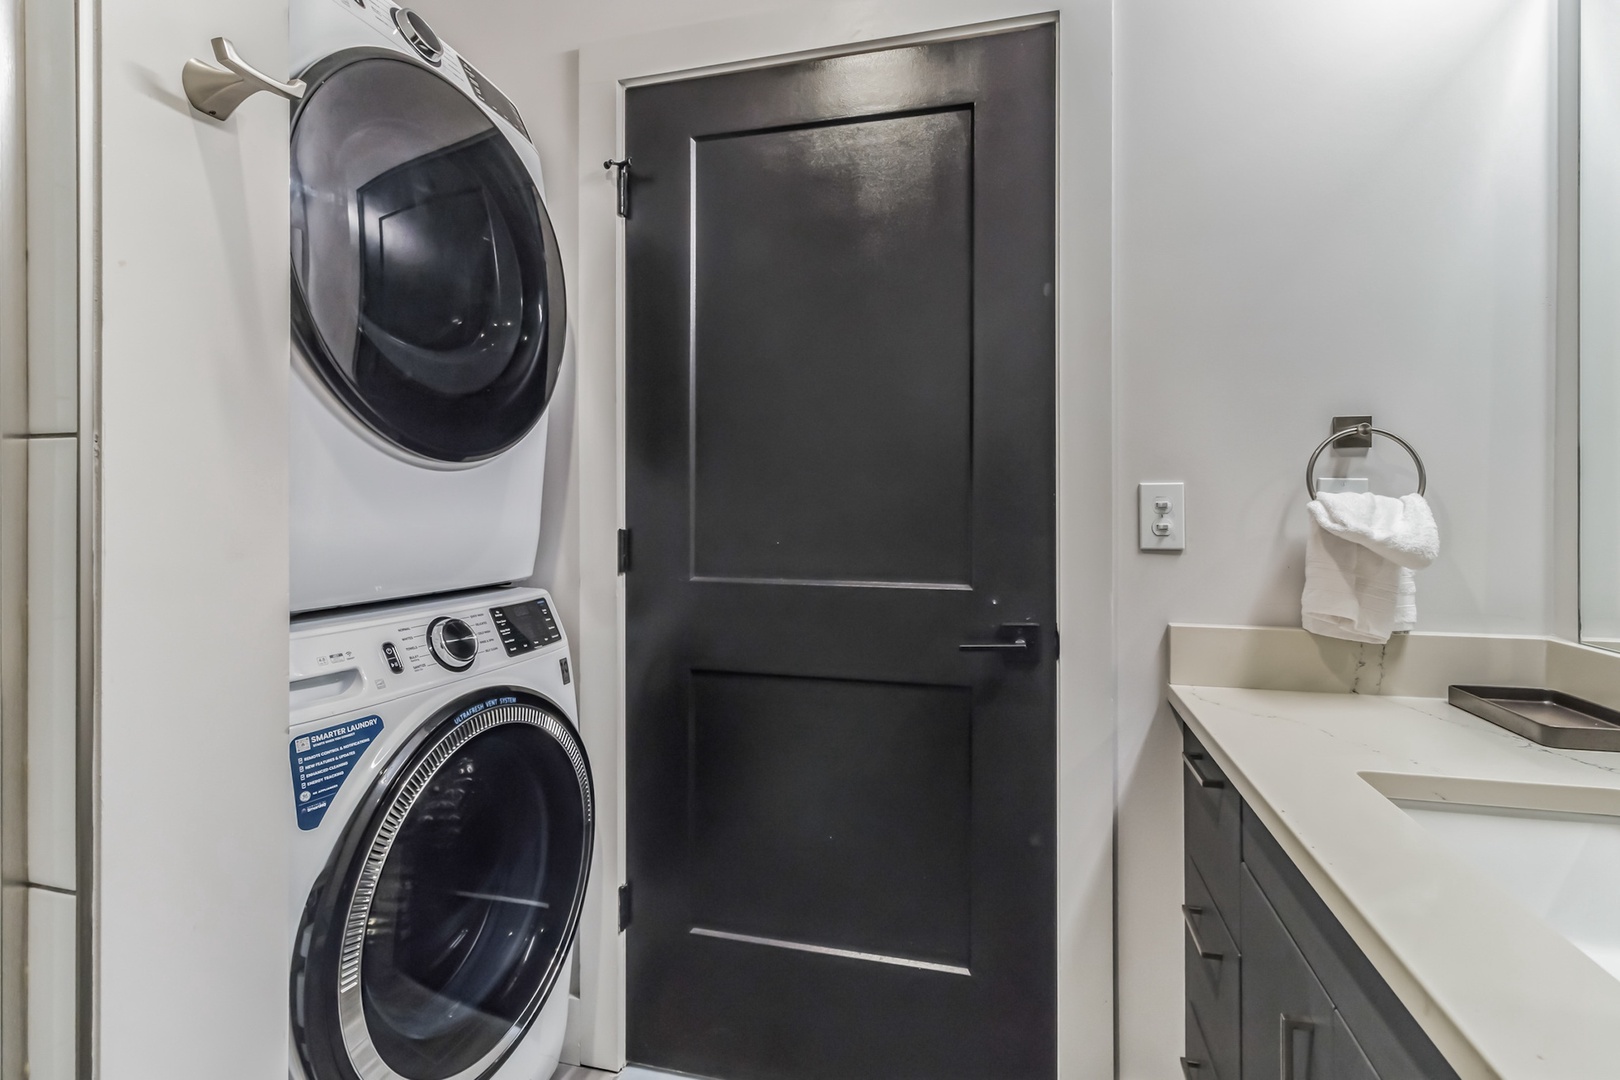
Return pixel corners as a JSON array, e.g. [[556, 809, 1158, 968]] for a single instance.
[[289, 586, 591, 1080], [289, 0, 566, 613]]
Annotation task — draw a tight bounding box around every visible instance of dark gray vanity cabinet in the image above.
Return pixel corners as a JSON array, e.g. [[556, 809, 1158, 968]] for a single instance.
[[1180, 723, 1460, 1080], [1240, 868, 1374, 1080]]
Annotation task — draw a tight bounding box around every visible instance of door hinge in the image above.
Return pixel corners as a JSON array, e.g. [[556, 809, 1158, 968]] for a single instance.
[[617, 528, 631, 574], [604, 158, 631, 219], [1054, 627, 1060, 660], [618, 883, 633, 931]]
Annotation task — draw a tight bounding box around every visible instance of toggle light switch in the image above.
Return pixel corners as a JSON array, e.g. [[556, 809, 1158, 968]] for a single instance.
[[1139, 482, 1185, 552]]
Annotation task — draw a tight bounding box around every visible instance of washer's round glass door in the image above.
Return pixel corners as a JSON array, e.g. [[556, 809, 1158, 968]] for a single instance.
[[291, 51, 566, 464], [291, 691, 592, 1080]]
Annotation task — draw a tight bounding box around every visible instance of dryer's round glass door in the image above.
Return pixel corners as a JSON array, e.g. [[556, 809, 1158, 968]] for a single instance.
[[291, 692, 593, 1080], [290, 52, 566, 464]]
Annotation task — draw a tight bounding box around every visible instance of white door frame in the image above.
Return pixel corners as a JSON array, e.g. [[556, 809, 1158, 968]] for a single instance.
[[574, 4, 1114, 1074]]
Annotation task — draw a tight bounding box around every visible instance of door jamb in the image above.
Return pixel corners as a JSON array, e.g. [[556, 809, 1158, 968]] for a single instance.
[[574, 4, 1114, 1075]]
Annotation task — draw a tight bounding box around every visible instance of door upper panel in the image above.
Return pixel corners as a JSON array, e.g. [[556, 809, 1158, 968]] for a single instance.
[[290, 51, 566, 463], [691, 109, 974, 586]]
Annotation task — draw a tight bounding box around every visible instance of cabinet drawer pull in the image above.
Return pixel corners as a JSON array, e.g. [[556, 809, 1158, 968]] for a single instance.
[[1181, 905, 1223, 961], [1182, 751, 1226, 789], [1279, 1015, 1317, 1080], [1179, 1057, 1203, 1079]]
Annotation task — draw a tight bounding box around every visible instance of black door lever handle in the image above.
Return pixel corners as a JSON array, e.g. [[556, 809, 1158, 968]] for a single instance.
[[959, 638, 1029, 651], [959, 623, 1040, 659]]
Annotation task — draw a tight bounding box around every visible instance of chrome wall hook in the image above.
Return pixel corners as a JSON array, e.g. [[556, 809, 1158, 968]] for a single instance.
[[184, 37, 305, 121]]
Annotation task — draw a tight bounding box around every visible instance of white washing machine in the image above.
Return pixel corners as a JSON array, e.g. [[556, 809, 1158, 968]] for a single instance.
[[289, 0, 567, 613], [288, 586, 591, 1080]]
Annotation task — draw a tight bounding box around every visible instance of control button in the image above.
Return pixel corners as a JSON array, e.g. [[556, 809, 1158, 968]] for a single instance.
[[427, 617, 478, 672], [381, 642, 404, 675]]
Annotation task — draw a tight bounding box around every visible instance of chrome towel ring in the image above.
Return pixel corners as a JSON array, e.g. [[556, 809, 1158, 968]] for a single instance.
[[1305, 423, 1426, 500]]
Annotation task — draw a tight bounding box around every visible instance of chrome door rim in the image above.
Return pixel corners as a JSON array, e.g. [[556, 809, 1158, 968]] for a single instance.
[[289, 47, 567, 466], [336, 702, 592, 1080]]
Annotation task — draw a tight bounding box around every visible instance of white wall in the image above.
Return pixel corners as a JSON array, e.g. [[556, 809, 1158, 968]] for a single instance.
[[1115, 1, 1562, 1075], [411, 1, 1568, 1077], [96, 0, 290, 1075]]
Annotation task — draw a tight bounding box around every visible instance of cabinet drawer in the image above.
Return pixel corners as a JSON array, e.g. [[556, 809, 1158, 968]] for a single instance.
[[1239, 866, 1333, 1080], [1186, 856, 1241, 1080], [1185, 1000, 1223, 1080], [1183, 723, 1242, 930], [1244, 809, 1459, 1080]]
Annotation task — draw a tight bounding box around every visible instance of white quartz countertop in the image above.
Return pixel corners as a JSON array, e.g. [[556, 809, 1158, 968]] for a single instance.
[[1169, 685, 1620, 1080]]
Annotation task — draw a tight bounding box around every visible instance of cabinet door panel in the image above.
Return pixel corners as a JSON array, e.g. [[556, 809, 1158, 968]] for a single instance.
[[1243, 810, 1459, 1080], [1240, 867, 1333, 1080], [1329, 1011, 1380, 1080]]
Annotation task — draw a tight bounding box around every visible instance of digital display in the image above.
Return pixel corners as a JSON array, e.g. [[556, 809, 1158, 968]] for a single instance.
[[505, 602, 553, 644], [490, 600, 561, 655]]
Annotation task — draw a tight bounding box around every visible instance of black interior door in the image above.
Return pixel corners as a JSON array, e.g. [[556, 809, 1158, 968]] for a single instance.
[[624, 27, 1057, 1080]]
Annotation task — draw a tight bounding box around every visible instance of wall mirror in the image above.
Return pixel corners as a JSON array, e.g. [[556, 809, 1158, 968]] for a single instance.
[[1583, 0, 1620, 650]]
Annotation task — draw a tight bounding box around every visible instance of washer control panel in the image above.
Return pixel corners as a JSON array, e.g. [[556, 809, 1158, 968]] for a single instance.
[[489, 597, 562, 656], [459, 59, 528, 139], [291, 588, 568, 723], [323, 0, 521, 137], [386, 609, 500, 675]]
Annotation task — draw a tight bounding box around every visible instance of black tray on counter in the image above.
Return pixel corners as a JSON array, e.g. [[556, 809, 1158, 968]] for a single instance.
[[1448, 685, 1620, 752]]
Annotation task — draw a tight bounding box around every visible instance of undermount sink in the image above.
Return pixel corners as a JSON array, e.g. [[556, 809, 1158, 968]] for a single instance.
[[1365, 774, 1620, 982]]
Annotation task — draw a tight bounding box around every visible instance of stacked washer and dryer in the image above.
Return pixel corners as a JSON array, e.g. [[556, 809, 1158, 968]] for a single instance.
[[286, 3, 590, 1080]]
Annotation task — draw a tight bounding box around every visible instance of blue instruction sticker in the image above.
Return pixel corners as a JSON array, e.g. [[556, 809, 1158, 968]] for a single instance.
[[290, 715, 383, 831]]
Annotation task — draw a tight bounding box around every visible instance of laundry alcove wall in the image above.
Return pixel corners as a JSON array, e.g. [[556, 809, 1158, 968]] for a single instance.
[[95, 0, 291, 1076]]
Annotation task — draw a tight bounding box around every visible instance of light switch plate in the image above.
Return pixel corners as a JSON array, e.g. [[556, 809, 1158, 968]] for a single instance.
[[1139, 482, 1185, 552], [1315, 477, 1369, 495]]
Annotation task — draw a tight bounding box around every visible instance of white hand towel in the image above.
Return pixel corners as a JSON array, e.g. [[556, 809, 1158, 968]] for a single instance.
[[1302, 492, 1439, 644]]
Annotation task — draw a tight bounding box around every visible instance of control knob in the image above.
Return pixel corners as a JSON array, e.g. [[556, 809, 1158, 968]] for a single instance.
[[427, 617, 478, 672], [393, 8, 444, 65]]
